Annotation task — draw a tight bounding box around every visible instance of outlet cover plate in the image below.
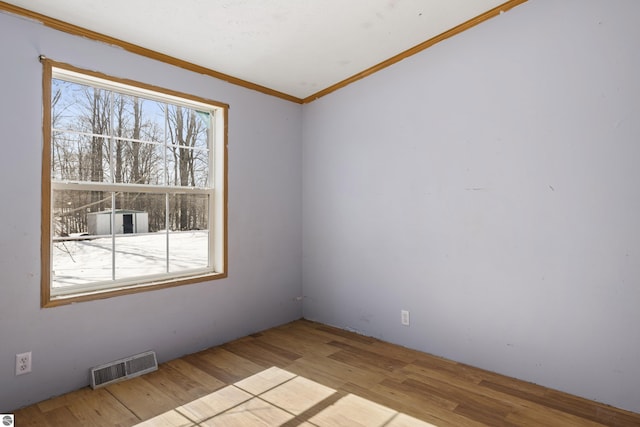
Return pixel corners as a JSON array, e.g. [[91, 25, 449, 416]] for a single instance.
[[401, 310, 410, 326], [16, 352, 32, 375]]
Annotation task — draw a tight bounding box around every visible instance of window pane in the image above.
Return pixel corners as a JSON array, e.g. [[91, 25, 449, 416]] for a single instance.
[[52, 131, 111, 182], [169, 230, 209, 273], [193, 111, 210, 151], [168, 193, 209, 231], [111, 94, 165, 144], [52, 190, 112, 288], [52, 189, 111, 237], [113, 192, 168, 281], [192, 148, 210, 187], [166, 105, 210, 188], [52, 79, 112, 136], [168, 194, 209, 272], [108, 94, 166, 184], [111, 139, 164, 185], [166, 147, 209, 188]]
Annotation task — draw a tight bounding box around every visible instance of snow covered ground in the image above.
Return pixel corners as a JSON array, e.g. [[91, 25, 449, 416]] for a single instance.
[[52, 231, 209, 288]]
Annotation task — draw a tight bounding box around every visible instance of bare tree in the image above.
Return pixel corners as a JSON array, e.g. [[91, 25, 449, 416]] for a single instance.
[[167, 106, 208, 230], [51, 80, 210, 236]]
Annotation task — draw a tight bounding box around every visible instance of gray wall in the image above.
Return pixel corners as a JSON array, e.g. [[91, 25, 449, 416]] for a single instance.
[[0, 12, 302, 412], [303, 0, 640, 414]]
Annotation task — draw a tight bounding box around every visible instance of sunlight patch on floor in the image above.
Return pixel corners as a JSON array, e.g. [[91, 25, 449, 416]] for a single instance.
[[135, 366, 437, 426]]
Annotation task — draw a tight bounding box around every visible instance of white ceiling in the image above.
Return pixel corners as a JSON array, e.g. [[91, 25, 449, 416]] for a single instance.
[[3, 0, 515, 100]]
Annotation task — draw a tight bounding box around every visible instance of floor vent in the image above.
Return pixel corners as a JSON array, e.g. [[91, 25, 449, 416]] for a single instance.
[[90, 350, 158, 389]]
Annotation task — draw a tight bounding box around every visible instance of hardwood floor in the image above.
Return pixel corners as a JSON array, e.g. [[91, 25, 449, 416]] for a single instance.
[[13, 319, 640, 426]]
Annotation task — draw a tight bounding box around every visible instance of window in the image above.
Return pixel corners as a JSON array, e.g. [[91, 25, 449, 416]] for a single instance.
[[41, 59, 227, 306]]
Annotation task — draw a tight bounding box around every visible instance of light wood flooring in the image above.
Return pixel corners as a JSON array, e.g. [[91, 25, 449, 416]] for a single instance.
[[13, 319, 640, 426]]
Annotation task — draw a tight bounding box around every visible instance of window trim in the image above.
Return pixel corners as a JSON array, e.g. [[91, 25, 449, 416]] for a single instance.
[[41, 59, 228, 307]]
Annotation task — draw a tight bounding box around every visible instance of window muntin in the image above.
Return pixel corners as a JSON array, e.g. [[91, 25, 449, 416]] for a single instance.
[[43, 61, 227, 306]]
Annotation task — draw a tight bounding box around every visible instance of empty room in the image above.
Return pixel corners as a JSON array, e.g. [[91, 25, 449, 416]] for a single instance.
[[0, 0, 639, 425]]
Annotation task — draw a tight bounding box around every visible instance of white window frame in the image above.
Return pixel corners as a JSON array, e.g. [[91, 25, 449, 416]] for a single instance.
[[41, 59, 227, 307]]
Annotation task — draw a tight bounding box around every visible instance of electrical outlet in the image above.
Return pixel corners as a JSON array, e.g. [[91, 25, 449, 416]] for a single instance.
[[401, 310, 410, 326], [16, 352, 32, 375]]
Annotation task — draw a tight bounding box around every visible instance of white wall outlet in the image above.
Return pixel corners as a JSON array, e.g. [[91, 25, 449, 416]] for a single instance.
[[16, 351, 32, 375], [401, 310, 410, 326]]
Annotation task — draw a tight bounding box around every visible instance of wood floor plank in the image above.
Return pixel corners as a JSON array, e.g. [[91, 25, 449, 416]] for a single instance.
[[403, 362, 611, 427], [11, 319, 640, 427], [181, 347, 264, 384], [368, 339, 436, 364], [199, 396, 294, 426], [284, 357, 350, 390], [175, 385, 253, 424], [35, 387, 101, 412], [313, 323, 377, 345], [397, 375, 517, 424], [163, 358, 227, 391], [328, 340, 408, 373], [306, 392, 399, 426], [248, 337, 303, 361], [409, 355, 487, 385], [222, 338, 300, 368], [474, 370, 549, 397], [233, 366, 297, 395], [505, 405, 608, 427], [482, 379, 640, 426], [66, 389, 139, 426], [292, 351, 388, 390], [134, 409, 195, 427], [259, 375, 337, 416], [251, 327, 338, 357], [544, 389, 640, 427], [374, 377, 459, 412], [136, 363, 214, 407], [13, 405, 55, 427], [31, 387, 138, 426], [274, 320, 361, 353], [43, 406, 89, 427], [105, 376, 177, 421], [341, 381, 484, 427]]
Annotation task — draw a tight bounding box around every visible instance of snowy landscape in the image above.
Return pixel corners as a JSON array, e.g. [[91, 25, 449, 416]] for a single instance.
[[52, 230, 209, 288]]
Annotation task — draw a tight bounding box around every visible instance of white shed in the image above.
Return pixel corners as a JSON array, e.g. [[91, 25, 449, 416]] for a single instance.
[[87, 210, 149, 236]]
